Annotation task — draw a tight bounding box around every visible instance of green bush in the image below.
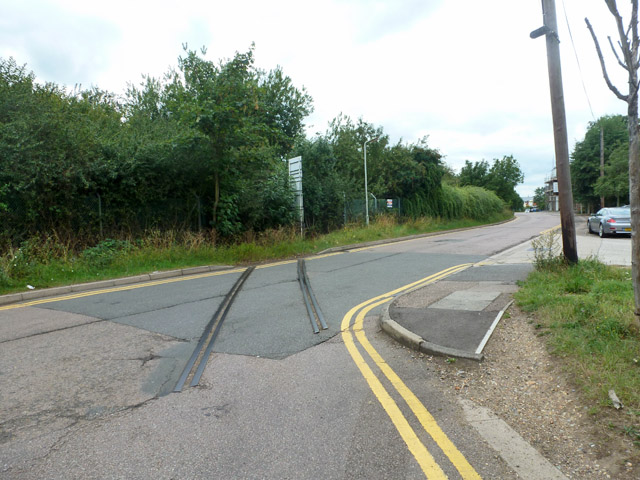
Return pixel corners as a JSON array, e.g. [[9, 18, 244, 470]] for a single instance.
[[403, 184, 504, 220], [80, 239, 135, 268]]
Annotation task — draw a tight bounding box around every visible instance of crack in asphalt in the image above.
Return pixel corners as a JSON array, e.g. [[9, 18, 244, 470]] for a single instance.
[[0, 318, 109, 345], [0, 319, 188, 345], [318, 251, 404, 274], [101, 292, 228, 321], [0, 395, 161, 473]]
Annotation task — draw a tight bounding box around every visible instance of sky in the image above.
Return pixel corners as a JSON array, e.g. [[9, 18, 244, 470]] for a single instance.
[[0, 0, 634, 198]]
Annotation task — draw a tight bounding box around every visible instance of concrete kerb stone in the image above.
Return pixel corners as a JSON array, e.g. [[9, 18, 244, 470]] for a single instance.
[[379, 300, 485, 362], [0, 293, 24, 306], [0, 265, 234, 307], [317, 216, 517, 255], [21, 286, 72, 301], [113, 275, 151, 286], [71, 280, 118, 292], [181, 266, 211, 275], [148, 269, 183, 280]]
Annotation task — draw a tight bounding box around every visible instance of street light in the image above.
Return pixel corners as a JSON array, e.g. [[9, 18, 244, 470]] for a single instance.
[[363, 137, 378, 226]]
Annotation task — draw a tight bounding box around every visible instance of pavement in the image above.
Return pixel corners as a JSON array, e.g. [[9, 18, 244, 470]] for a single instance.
[[380, 226, 633, 361]]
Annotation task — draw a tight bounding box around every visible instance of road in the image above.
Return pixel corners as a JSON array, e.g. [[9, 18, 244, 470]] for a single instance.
[[1, 213, 563, 479]]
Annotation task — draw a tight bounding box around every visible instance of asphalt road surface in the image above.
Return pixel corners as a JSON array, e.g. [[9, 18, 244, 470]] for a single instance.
[[1, 213, 562, 479]]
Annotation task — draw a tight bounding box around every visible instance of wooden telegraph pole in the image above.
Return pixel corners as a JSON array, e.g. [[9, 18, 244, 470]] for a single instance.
[[531, 0, 579, 263], [600, 126, 605, 209]]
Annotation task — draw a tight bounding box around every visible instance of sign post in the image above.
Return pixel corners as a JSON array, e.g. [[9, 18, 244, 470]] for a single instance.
[[288, 156, 304, 236]]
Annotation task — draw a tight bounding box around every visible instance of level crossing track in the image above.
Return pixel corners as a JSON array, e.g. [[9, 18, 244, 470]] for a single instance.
[[297, 258, 328, 333], [173, 266, 256, 392], [174, 259, 328, 391]]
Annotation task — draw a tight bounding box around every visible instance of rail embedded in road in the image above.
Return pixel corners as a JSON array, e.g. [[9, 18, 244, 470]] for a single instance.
[[173, 266, 255, 392], [297, 259, 328, 333]]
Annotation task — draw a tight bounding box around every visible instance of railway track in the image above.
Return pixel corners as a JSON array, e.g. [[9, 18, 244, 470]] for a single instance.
[[174, 259, 327, 391], [297, 259, 328, 334], [173, 266, 255, 392]]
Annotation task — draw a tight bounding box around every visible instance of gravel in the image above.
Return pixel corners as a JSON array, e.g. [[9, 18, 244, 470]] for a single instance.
[[430, 304, 639, 479]]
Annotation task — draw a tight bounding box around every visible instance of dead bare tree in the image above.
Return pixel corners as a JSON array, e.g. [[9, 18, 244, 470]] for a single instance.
[[586, 0, 640, 332]]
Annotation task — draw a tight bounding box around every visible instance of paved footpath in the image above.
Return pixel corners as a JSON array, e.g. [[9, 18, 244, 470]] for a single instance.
[[381, 223, 632, 360]]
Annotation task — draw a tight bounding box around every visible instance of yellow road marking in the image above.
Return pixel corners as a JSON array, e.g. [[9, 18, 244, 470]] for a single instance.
[[341, 264, 482, 479], [540, 224, 561, 235], [342, 323, 447, 478], [354, 303, 481, 480]]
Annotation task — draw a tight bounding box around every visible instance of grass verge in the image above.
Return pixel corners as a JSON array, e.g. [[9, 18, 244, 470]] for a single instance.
[[514, 256, 640, 446], [0, 211, 511, 296]]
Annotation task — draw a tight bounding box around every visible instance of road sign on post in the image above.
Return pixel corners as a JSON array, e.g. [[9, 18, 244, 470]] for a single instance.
[[288, 156, 304, 235]]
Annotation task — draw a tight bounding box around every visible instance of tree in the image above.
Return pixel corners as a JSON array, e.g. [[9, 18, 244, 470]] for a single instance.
[[292, 137, 348, 232], [533, 186, 547, 210], [594, 143, 630, 205], [458, 160, 490, 188], [570, 115, 628, 209], [0, 58, 125, 240], [486, 155, 525, 210], [458, 156, 524, 210], [586, 0, 640, 328], [163, 46, 312, 235]]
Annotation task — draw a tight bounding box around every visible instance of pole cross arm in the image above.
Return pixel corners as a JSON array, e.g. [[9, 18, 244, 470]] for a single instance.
[[530, 25, 552, 39]]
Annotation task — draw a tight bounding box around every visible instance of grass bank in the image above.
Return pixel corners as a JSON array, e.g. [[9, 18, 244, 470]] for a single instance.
[[514, 252, 640, 446], [0, 211, 512, 296]]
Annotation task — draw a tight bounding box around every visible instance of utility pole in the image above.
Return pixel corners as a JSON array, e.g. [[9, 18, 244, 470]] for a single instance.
[[531, 0, 579, 263], [600, 126, 605, 209]]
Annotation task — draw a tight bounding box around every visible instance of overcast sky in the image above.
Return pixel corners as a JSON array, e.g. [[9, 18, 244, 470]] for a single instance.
[[0, 0, 634, 197]]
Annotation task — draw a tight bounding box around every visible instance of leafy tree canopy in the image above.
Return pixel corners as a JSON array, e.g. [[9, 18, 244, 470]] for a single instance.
[[571, 114, 628, 208], [533, 186, 546, 210], [458, 156, 524, 210]]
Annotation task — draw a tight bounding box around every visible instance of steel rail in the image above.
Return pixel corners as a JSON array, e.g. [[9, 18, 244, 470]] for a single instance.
[[173, 266, 255, 392], [300, 259, 328, 330], [297, 259, 327, 333]]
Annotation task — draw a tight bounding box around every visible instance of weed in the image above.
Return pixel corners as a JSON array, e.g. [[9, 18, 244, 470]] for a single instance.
[[81, 239, 135, 269], [622, 425, 640, 446], [531, 229, 566, 270]]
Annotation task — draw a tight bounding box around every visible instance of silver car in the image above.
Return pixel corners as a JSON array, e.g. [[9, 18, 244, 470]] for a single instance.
[[587, 207, 632, 237]]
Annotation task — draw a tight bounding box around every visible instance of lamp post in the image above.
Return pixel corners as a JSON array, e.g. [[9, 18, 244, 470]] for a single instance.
[[363, 137, 378, 226]]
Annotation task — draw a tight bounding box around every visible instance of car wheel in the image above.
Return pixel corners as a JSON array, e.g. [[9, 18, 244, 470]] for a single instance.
[[599, 223, 606, 238]]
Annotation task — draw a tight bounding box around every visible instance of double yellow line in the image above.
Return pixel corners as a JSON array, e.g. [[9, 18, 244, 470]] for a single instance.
[[341, 264, 481, 479]]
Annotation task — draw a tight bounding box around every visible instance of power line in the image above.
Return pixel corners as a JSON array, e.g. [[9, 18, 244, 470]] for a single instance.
[[561, 0, 597, 121]]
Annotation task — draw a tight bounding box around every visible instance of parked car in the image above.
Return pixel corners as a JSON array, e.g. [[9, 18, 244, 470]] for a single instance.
[[587, 207, 632, 237]]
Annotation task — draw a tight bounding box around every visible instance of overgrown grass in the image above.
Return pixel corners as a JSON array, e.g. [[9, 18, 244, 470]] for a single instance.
[[514, 251, 640, 442], [0, 211, 512, 295]]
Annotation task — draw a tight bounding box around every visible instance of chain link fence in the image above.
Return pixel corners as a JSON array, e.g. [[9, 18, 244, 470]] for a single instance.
[[344, 197, 402, 223]]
